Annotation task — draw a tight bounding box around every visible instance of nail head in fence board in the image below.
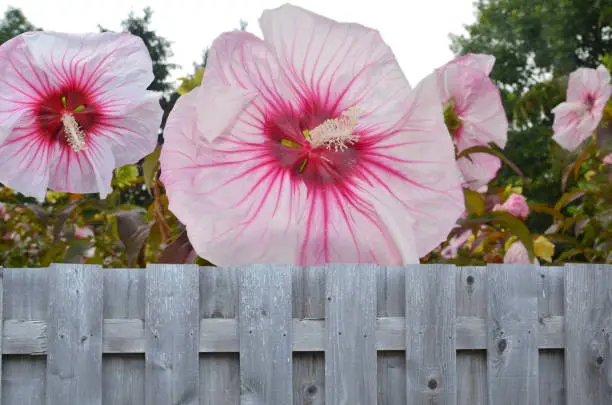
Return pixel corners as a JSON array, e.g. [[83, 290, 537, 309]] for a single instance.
[[565, 263, 612, 405], [145, 264, 200, 405], [486, 264, 539, 405], [46, 264, 103, 405], [406, 264, 457, 405], [325, 264, 377, 405], [238, 265, 293, 405]]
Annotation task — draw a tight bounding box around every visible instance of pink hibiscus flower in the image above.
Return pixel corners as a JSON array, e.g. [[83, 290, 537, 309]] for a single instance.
[[160, 4, 465, 266], [604, 153, 612, 165], [493, 193, 529, 219], [504, 241, 538, 265], [0, 31, 162, 200], [552, 65, 612, 151], [434, 53, 508, 190]]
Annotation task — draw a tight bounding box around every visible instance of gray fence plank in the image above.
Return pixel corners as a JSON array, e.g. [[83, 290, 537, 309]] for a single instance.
[[293, 266, 326, 405], [238, 265, 293, 405], [377, 266, 406, 405], [406, 264, 457, 405], [3, 269, 48, 405], [46, 264, 103, 405], [103, 269, 145, 405], [145, 264, 200, 405], [200, 266, 240, 405], [456, 267, 487, 405], [537, 266, 565, 405], [486, 264, 539, 405], [565, 263, 612, 405], [325, 264, 377, 405]]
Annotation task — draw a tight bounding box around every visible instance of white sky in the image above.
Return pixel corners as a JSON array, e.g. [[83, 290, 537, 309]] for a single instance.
[[1, 0, 476, 87]]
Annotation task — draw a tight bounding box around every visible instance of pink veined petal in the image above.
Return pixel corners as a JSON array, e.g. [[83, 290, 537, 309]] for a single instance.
[[566, 65, 612, 103], [552, 102, 595, 151], [259, 3, 412, 119], [98, 92, 161, 166], [359, 73, 465, 256], [194, 79, 258, 143], [449, 53, 496, 75], [455, 137, 502, 190], [21, 31, 155, 114]]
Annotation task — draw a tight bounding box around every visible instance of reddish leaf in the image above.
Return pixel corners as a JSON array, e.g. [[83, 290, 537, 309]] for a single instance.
[[457, 145, 525, 182], [157, 229, 197, 264]]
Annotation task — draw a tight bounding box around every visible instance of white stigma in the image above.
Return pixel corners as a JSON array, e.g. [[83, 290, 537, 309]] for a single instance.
[[61, 113, 87, 152], [308, 106, 362, 152]]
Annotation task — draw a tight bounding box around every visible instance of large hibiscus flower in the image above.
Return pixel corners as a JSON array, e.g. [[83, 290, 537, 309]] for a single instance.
[[0, 31, 162, 200], [160, 4, 464, 265]]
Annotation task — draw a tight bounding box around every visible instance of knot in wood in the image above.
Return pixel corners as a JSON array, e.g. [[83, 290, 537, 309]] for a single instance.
[[427, 378, 438, 390]]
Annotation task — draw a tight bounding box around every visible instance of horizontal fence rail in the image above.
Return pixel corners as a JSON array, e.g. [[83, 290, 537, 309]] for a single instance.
[[0, 263, 609, 405]]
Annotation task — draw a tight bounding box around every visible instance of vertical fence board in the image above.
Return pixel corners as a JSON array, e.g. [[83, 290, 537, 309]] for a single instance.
[[325, 264, 377, 405], [2, 269, 47, 405], [406, 264, 457, 405], [486, 264, 539, 405], [537, 266, 565, 405], [46, 264, 103, 405], [377, 266, 406, 405], [456, 267, 487, 405], [565, 263, 612, 405], [103, 269, 146, 405], [292, 266, 325, 405], [239, 265, 293, 405], [200, 267, 240, 405], [145, 264, 200, 405]]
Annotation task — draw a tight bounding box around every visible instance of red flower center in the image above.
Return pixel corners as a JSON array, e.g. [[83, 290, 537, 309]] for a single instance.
[[264, 101, 362, 187], [36, 87, 99, 149]]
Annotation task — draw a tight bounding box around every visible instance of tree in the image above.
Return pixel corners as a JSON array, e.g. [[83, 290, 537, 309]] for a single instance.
[[0, 7, 39, 45], [450, 0, 612, 230]]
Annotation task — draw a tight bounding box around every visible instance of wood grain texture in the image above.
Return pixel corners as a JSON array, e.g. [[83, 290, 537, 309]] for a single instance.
[[2, 268, 48, 405], [292, 266, 325, 405], [537, 266, 565, 405], [238, 265, 293, 405], [145, 264, 200, 405], [103, 269, 145, 405], [565, 263, 612, 405], [199, 266, 240, 405], [486, 264, 539, 405], [377, 266, 406, 405], [406, 264, 457, 405], [45, 264, 103, 405], [325, 264, 377, 405]]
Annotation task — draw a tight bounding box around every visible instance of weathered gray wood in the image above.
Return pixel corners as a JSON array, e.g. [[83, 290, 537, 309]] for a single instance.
[[456, 267, 487, 405], [486, 264, 539, 405], [103, 269, 145, 405], [2, 268, 47, 405], [377, 266, 406, 405], [538, 266, 565, 405], [565, 263, 612, 405], [46, 264, 103, 405], [200, 266, 240, 405], [293, 266, 325, 405], [325, 264, 377, 405], [145, 264, 200, 405], [406, 264, 457, 404], [238, 265, 293, 405]]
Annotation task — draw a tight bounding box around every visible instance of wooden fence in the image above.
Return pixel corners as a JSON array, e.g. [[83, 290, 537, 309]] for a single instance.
[[0, 264, 609, 404]]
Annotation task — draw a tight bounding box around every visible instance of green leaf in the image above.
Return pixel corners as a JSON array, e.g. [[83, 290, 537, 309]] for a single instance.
[[456, 145, 525, 182], [561, 143, 594, 191], [142, 146, 161, 193], [112, 165, 139, 188], [527, 202, 565, 221], [464, 188, 486, 216], [63, 239, 93, 264], [554, 190, 586, 211]]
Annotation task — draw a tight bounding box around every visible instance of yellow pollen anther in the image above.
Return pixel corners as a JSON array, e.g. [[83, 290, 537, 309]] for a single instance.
[[61, 113, 87, 152], [307, 107, 362, 152]]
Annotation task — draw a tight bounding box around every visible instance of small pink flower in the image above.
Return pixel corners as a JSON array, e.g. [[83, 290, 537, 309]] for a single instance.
[[441, 229, 472, 258], [74, 226, 94, 239], [552, 65, 612, 151], [160, 4, 465, 266], [0, 31, 162, 200], [503, 241, 538, 264], [434, 53, 508, 190], [603, 153, 612, 164], [494, 193, 529, 219]]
